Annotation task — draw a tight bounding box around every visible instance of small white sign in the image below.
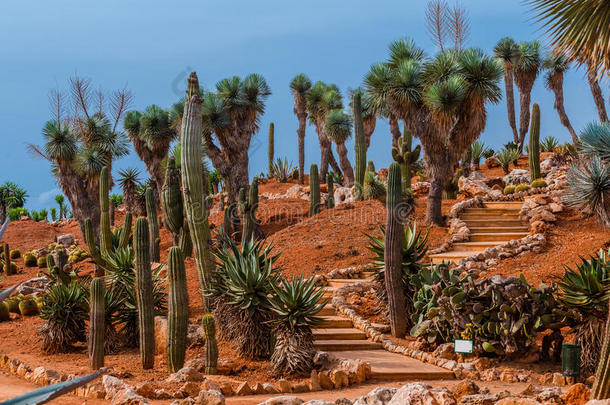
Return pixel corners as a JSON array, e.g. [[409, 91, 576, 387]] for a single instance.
[[454, 339, 473, 354]]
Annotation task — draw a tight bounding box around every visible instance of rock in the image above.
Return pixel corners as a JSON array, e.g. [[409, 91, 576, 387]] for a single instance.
[[187, 323, 206, 347], [304, 401, 334, 405], [334, 187, 354, 205], [459, 394, 500, 405], [194, 390, 225, 405], [171, 398, 194, 405], [200, 379, 221, 392], [219, 382, 233, 396], [252, 383, 266, 394], [552, 372, 566, 386], [31, 367, 61, 386], [185, 357, 206, 372], [57, 234, 75, 247], [387, 383, 455, 405], [562, 383, 590, 405], [292, 382, 310, 393], [278, 378, 292, 393], [412, 182, 430, 196], [318, 371, 334, 390], [110, 389, 150, 405], [331, 369, 349, 389], [155, 316, 169, 354], [103, 375, 132, 400], [353, 387, 397, 405], [499, 369, 517, 383], [495, 398, 540, 405], [586, 401, 610, 405], [310, 370, 321, 391], [530, 220, 545, 234], [454, 380, 479, 401], [334, 399, 353, 405], [548, 203, 563, 213], [167, 367, 204, 383], [261, 397, 305, 405], [180, 381, 201, 397], [135, 382, 156, 398], [458, 175, 492, 198], [154, 389, 172, 399], [339, 359, 370, 384], [433, 343, 457, 361], [285, 184, 306, 199], [314, 351, 335, 369], [157, 318, 205, 354], [263, 383, 280, 394], [235, 381, 252, 395], [504, 169, 530, 185]]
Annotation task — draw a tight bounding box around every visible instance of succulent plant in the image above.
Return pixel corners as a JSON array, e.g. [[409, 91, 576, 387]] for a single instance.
[[10, 249, 20, 259], [134, 217, 155, 369], [23, 253, 36, 267], [99, 166, 113, 257], [309, 164, 320, 217], [201, 313, 218, 374], [167, 247, 188, 372], [239, 180, 259, 245], [515, 183, 531, 193], [529, 103, 541, 182], [327, 175, 335, 209], [495, 148, 521, 174], [89, 277, 104, 369], [392, 131, 421, 191], [363, 171, 386, 201], [0, 302, 9, 321], [270, 158, 295, 183], [503, 185, 516, 195], [353, 92, 366, 200], [268, 122, 274, 175], [531, 179, 547, 188], [19, 299, 38, 316], [145, 188, 160, 263], [37, 256, 47, 268], [541, 136, 559, 153]]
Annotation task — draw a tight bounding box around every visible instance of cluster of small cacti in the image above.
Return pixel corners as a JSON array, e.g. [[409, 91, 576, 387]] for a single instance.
[[23, 253, 37, 267], [238, 180, 259, 244], [531, 178, 547, 188], [392, 130, 421, 191], [411, 265, 558, 356], [309, 164, 320, 216], [1, 294, 41, 320], [68, 246, 88, 264], [529, 103, 541, 182]]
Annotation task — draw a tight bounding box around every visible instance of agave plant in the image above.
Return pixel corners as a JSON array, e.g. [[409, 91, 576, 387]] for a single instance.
[[39, 282, 89, 353], [564, 157, 610, 227], [211, 236, 279, 359], [541, 136, 559, 152], [365, 221, 429, 323], [495, 148, 521, 174], [580, 122, 610, 162], [557, 250, 610, 373], [482, 148, 495, 159], [271, 158, 295, 183], [470, 141, 490, 171], [269, 275, 325, 376]]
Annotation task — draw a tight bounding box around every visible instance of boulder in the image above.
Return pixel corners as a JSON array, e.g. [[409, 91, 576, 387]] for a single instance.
[[156, 317, 205, 354], [453, 380, 479, 401], [180, 381, 201, 397], [194, 390, 225, 405], [260, 397, 305, 405], [334, 399, 353, 405], [278, 378, 292, 393], [103, 375, 132, 400], [433, 343, 456, 361], [504, 169, 530, 185], [331, 369, 349, 389], [458, 175, 491, 198], [353, 387, 397, 405], [135, 382, 156, 398], [110, 389, 149, 405], [496, 398, 540, 405], [318, 371, 334, 390], [412, 182, 430, 196], [334, 187, 354, 205], [562, 384, 590, 405], [235, 381, 253, 395], [304, 401, 334, 405], [166, 367, 204, 383], [458, 394, 500, 405], [387, 383, 455, 405], [57, 234, 75, 247]]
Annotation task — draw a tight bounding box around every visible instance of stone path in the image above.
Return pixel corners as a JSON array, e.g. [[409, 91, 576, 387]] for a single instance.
[[429, 201, 527, 264], [313, 274, 454, 380]]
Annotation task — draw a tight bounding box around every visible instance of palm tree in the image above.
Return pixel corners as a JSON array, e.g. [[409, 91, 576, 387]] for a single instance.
[[324, 109, 355, 186], [305, 81, 343, 181], [124, 105, 176, 204], [0, 182, 27, 223], [290, 74, 312, 184], [494, 37, 521, 144], [54, 194, 66, 220], [514, 40, 542, 151], [118, 168, 141, 215], [364, 39, 502, 225], [543, 52, 579, 143]]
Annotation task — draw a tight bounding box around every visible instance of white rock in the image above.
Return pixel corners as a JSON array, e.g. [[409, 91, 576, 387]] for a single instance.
[[260, 397, 305, 405], [57, 234, 75, 247], [166, 367, 204, 383], [110, 389, 149, 405], [103, 375, 132, 400], [195, 389, 225, 405], [334, 187, 354, 205], [353, 387, 397, 405]]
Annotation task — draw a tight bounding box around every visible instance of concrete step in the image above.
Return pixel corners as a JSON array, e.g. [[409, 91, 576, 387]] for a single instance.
[[470, 226, 529, 233], [429, 251, 476, 264], [452, 241, 500, 251], [370, 369, 456, 380], [318, 316, 353, 328], [313, 328, 367, 340], [460, 213, 520, 220], [463, 208, 520, 215], [314, 340, 383, 351], [483, 201, 524, 210], [319, 304, 336, 316], [463, 219, 524, 227], [327, 279, 367, 287], [469, 232, 529, 242]]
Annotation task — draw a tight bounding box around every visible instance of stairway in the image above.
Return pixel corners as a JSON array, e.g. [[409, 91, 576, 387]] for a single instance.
[[314, 273, 455, 380], [429, 201, 527, 264]]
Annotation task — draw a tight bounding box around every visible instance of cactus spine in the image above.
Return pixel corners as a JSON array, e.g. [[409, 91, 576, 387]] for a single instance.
[[99, 167, 113, 256], [392, 129, 421, 191], [201, 313, 218, 374], [3, 244, 10, 275], [268, 122, 274, 175], [529, 103, 541, 182], [327, 175, 335, 209], [385, 162, 407, 338], [353, 92, 366, 201], [145, 188, 160, 263], [167, 247, 188, 372], [89, 277, 105, 369], [180, 72, 214, 311], [239, 180, 258, 244], [134, 217, 155, 369], [309, 164, 320, 216]]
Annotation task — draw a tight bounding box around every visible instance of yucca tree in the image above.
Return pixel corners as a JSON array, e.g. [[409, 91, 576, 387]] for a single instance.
[[364, 39, 502, 225], [0, 181, 27, 223], [543, 52, 578, 143], [117, 168, 141, 215], [305, 81, 343, 181], [290, 74, 312, 184], [494, 37, 521, 144], [29, 78, 131, 237], [514, 40, 542, 151], [587, 64, 609, 123], [324, 109, 355, 186], [55, 194, 67, 220]]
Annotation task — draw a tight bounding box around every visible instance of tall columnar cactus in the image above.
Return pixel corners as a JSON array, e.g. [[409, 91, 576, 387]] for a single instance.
[[162, 157, 191, 257], [89, 277, 105, 369], [239, 180, 259, 244], [134, 217, 155, 369], [145, 188, 160, 263], [167, 246, 188, 373], [268, 122, 275, 175], [180, 72, 215, 311], [309, 164, 320, 216], [353, 92, 366, 201], [118, 212, 132, 250], [593, 317, 610, 399], [327, 175, 335, 209], [201, 313, 218, 374], [529, 103, 541, 182], [385, 162, 408, 338], [392, 131, 421, 191], [84, 218, 107, 270], [99, 166, 113, 256], [3, 244, 10, 275]]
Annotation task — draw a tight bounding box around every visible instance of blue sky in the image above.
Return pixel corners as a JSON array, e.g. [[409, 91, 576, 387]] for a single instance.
[[0, 0, 603, 211]]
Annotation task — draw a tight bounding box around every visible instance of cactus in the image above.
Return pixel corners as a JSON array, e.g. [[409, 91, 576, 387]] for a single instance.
[[268, 122, 274, 175], [385, 162, 407, 337], [239, 180, 259, 245], [161, 157, 184, 246], [23, 253, 36, 267], [180, 72, 215, 312], [503, 185, 516, 195], [531, 179, 547, 188], [327, 175, 335, 209], [593, 318, 610, 398], [134, 217, 155, 369], [10, 249, 20, 259], [3, 244, 10, 275], [529, 103, 541, 182], [99, 167, 113, 257], [364, 172, 386, 200], [84, 218, 107, 269], [145, 188, 160, 263], [118, 212, 132, 250], [515, 183, 531, 193], [19, 299, 38, 316], [353, 92, 366, 200], [309, 164, 320, 216], [392, 130, 421, 191], [167, 247, 188, 372], [223, 206, 232, 236], [89, 277, 105, 369], [201, 313, 218, 374]]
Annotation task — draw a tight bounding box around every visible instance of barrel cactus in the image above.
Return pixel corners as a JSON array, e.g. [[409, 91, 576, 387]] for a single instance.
[[167, 247, 189, 372], [134, 217, 155, 369], [145, 188, 160, 263], [202, 313, 218, 374], [529, 103, 541, 182], [19, 299, 38, 316], [89, 277, 105, 369], [309, 164, 320, 216]]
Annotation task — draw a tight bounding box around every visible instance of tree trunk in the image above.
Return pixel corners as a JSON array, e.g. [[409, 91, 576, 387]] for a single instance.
[[426, 176, 444, 226], [549, 74, 579, 144], [298, 113, 306, 184], [588, 66, 608, 123], [389, 115, 401, 149], [335, 142, 354, 187], [503, 67, 519, 143], [363, 115, 376, 150], [518, 89, 532, 151]]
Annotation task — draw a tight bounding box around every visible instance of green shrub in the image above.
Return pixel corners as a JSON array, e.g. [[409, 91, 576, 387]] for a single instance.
[[10, 249, 20, 259], [503, 185, 516, 195], [531, 179, 547, 188], [541, 136, 559, 152], [515, 184, 531, 193], [7, 208, 28, 221], [23, 253, 36, 267]]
